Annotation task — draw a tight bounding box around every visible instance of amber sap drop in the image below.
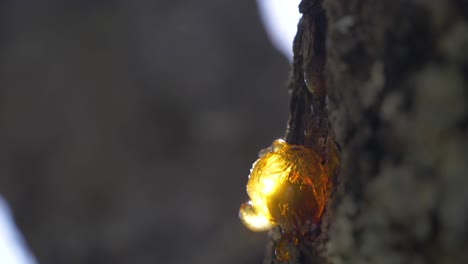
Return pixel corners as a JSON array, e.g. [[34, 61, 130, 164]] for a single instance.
[[239, 139, 332, 233]]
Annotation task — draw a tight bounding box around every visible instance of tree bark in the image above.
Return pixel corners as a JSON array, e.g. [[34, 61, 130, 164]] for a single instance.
[[266, 0, 468, 263]]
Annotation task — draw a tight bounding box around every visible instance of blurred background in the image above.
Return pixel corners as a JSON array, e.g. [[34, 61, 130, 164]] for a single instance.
[[0, 0, 301, 263]]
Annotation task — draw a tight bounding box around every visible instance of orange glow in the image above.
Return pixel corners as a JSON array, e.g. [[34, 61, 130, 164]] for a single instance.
[[239, 139, 336, 233]]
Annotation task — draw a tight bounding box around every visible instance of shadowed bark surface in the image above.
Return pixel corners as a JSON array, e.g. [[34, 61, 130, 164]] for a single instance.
[[266, 0, 468, 263]]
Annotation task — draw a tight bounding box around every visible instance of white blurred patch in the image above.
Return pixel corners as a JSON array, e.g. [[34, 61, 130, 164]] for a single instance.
[[257, 0, 302, 60], [0, 197, 37, 264]]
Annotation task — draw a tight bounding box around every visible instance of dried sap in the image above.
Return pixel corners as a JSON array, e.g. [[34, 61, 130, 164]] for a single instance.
[[239, 139, 332, 233]]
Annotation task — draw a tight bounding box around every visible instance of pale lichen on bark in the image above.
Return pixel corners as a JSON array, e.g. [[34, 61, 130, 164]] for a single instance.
[[324, 0, 468, 263], [266, 0, 468, 263]]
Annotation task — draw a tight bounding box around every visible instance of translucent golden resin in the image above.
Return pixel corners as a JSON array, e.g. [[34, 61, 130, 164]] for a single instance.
[[239, 139, 333, 233]]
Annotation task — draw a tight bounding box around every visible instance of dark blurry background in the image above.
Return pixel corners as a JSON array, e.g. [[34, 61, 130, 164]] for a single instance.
[[0, 1, 291, 263]]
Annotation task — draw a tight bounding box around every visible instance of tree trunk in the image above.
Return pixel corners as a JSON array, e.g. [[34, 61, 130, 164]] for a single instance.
[[266, 0, 468, 263]]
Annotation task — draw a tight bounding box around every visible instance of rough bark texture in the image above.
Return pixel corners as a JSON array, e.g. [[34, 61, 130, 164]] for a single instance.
[[267, 0, 468, 263], [264, 1, 337, 263], [1, 0, 467, 263]]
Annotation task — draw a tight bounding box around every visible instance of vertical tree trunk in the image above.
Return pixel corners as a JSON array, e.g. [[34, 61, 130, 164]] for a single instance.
[[266, 0, 468, 263]]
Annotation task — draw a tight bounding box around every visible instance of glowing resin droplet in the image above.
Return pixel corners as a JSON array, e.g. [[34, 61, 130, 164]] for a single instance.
[[239, 202, 275, 232], [239, 139, 333, 233]]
